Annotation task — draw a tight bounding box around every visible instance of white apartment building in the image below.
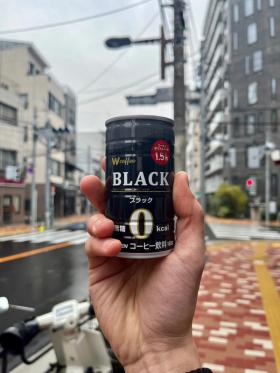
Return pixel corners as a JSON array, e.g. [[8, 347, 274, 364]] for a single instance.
[[202, 0, 230, 196], [0, 40, 78, 222], [186, 90, 201, 197]]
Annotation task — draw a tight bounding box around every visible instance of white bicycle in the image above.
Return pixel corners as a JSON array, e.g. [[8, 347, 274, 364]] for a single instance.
[[0, 299, 124, 373]]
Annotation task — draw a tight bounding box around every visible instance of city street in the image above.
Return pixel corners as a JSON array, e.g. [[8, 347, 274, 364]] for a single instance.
[[0, 228, 89, 350], [0, 224, 279, 372]]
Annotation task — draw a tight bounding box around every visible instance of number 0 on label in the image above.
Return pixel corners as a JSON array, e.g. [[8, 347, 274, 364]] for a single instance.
[[129, 209, 154, 239]]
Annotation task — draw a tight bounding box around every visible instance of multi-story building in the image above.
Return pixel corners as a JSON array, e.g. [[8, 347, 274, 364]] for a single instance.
[[202, 0, 280, 212], [186, 89, 201, 197], [0, 86, 25, 224], [0, 40, 78, 223], [202, 0, 230, 196]]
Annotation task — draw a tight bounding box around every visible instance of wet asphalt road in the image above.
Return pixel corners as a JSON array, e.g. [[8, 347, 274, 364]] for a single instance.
[[0, 240, 88, 333], [0, 236, 89, 370]]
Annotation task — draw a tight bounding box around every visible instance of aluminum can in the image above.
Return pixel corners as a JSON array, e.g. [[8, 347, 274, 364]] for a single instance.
[[105, 115, 175, 259]]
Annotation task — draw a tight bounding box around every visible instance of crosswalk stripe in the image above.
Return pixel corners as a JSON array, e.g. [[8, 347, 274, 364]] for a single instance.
[[0, 230, 55, 242], [209, 223, 280, 241], [29, 230, 73, 243], [52, 231, 88, 244], [0, 229, 88, 245]]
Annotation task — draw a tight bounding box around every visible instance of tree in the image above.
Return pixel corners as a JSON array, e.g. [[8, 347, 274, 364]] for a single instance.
[[209, 183, 248, 218]]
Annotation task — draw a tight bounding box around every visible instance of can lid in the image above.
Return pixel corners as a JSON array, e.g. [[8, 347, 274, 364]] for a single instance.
[[105, 115, 174, 127]]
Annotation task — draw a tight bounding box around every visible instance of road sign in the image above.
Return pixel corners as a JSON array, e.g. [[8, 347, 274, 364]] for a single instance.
[[246, 177, 257, 196], [5, 166, 21, 181], [271, 150, 280, 165]]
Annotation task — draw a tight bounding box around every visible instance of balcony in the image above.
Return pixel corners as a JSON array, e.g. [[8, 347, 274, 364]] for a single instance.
[[205, 155, 224, 176], [206, 139, 223, 159], [208, 112, 224, 137]]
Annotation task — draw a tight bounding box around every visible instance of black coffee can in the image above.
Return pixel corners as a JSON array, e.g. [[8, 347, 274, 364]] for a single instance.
[[105, 115, 175, 259]]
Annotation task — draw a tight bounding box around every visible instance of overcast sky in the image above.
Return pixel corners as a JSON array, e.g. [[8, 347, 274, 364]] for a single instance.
[[0, 0, 208, 132]]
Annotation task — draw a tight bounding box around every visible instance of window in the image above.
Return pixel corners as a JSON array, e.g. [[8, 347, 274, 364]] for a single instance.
[[233, 4, 239, 22], [245, 56, 250, 75], [271, 109, 278, 132], [271, 174, 278, 198], [253, 50, 263, 72], [245, 0, 254, 16], [27, 62, 35, 75], [233, 89, 239, 108], [19, 94, 28, 110], [232, 176, 240, 186], [0, 102, 17, 125], [248, 82, 258, 104], [247, 23, 258, 44], [246, 114, 256, 134], [257, 0, 262, 10], [229, 148, 237, 168], [233, 33, 239, 50], [247, 146, 261, 168], [269, 0, 275, 7], [24, 126, 28, 142], [48, 93, 63, 117], [0, 150, 17, 171], [13, 196, 21, 214], [233, 117, 241, 137], [271, 78, 277, 98], [51, 160, 61, 176], [270, 17, 276, 37]]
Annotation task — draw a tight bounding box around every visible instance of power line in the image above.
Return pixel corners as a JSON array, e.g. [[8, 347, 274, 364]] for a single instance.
[[78, 71, 158, 105], [0, 0, 153, 35], [78, 11, 159, 95]]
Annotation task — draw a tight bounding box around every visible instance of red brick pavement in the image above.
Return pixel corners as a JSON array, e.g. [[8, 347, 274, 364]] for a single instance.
[[194, 242, 278, 373]]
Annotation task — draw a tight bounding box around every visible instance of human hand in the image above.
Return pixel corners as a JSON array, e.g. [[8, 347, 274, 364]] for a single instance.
[[80, 171, 205, 373]]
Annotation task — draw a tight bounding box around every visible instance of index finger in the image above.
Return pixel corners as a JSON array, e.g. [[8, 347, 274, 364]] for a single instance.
[[80, 175, 106, 213]]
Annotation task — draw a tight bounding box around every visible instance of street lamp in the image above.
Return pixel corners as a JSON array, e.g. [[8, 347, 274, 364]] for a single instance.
[[105, 36, 163, 48]]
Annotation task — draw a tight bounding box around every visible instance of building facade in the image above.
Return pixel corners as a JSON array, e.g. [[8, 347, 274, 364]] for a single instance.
[[0, 40, 78, 223], [0, 87, 25, 224], [202, 0, 280, 213], [186, 90, 201, 196]]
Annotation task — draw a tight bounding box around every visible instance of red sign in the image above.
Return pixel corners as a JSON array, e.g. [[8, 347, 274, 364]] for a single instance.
[[151, 140, 170, 166], [246, 178, 254, 188]]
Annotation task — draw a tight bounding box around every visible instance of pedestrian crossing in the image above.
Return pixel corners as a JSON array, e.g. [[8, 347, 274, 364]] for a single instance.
[[0, 229, 89, 246], [209, 223, 280, 241], [1, 224, 280, 246]]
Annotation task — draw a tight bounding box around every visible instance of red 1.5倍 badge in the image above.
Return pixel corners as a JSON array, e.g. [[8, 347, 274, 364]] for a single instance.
[[151, 140, 170, 166]]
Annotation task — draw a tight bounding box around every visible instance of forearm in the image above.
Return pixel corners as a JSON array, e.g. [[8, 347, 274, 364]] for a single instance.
[[124, 336, 201, 373]]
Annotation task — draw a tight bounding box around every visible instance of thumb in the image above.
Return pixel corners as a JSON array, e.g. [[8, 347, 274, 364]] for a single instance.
[[173, 172, 195, 219], [173, 172, 205, 246]]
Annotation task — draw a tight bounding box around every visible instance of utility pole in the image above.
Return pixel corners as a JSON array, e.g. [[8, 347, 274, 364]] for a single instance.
[[45, 121, 52, 229], [265, 128, 271, 226], [200, 40, 206, 212], [173, 0, 186, 171], [30, 108, 38, 227]]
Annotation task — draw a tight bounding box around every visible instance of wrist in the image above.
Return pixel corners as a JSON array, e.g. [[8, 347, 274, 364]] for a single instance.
[[124, 335, 201, 373]]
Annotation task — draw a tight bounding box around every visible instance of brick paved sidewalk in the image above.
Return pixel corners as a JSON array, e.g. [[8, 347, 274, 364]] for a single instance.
[[194, 241, 280, 373]]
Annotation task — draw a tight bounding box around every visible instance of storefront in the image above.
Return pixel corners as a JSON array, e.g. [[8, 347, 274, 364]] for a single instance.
[[0, 180, 25, 225]]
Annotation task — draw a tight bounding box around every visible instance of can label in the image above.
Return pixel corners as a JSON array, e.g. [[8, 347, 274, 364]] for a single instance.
[[106, 138, 175, 257]]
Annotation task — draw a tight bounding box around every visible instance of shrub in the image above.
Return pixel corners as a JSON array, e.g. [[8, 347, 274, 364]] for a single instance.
[[209, 183, 248, 218]]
